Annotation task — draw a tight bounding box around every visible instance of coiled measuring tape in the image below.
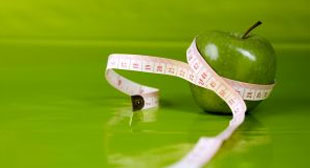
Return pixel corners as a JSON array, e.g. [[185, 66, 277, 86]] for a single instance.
[[105, 38, 275, 168]]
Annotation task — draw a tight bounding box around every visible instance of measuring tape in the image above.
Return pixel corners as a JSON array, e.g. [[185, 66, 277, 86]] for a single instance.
[[105, 38, 275, 168]]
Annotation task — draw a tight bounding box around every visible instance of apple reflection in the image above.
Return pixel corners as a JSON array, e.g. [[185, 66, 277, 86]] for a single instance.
[[104, 107, 272, 168]]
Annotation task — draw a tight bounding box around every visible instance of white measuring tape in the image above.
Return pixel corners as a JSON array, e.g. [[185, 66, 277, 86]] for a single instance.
[[105, 38, 275, 168]]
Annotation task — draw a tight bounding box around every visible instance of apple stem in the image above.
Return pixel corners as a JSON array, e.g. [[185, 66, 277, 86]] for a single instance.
[[242, 21, 262, 39]]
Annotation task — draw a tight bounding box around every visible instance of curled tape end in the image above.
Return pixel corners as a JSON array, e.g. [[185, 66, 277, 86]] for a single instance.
[[131, 95, 145, 111]]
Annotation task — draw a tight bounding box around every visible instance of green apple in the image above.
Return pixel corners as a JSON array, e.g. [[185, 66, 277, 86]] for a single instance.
[[190, 21, 276, 114]]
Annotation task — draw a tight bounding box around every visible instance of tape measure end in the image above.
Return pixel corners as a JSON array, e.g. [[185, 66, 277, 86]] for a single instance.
[[131, 95, 145, 111]]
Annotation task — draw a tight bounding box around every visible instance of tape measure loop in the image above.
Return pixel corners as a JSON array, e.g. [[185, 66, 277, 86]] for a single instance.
[[105, 38, 275, 168]]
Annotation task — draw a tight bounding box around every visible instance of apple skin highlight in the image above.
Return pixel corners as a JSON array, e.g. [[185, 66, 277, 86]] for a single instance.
[[190, 31, 276, 114]]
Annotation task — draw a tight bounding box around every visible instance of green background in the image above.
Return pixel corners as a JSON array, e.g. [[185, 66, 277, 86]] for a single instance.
[[1, 0, 310, 167]]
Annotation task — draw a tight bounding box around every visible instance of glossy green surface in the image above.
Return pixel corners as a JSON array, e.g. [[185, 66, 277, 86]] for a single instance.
[[1, 0, 310, 168], [190, 31, 276, 113]]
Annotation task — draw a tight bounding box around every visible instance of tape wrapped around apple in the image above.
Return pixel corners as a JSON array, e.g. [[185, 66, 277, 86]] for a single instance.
[[190, 21, 276, 114]]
